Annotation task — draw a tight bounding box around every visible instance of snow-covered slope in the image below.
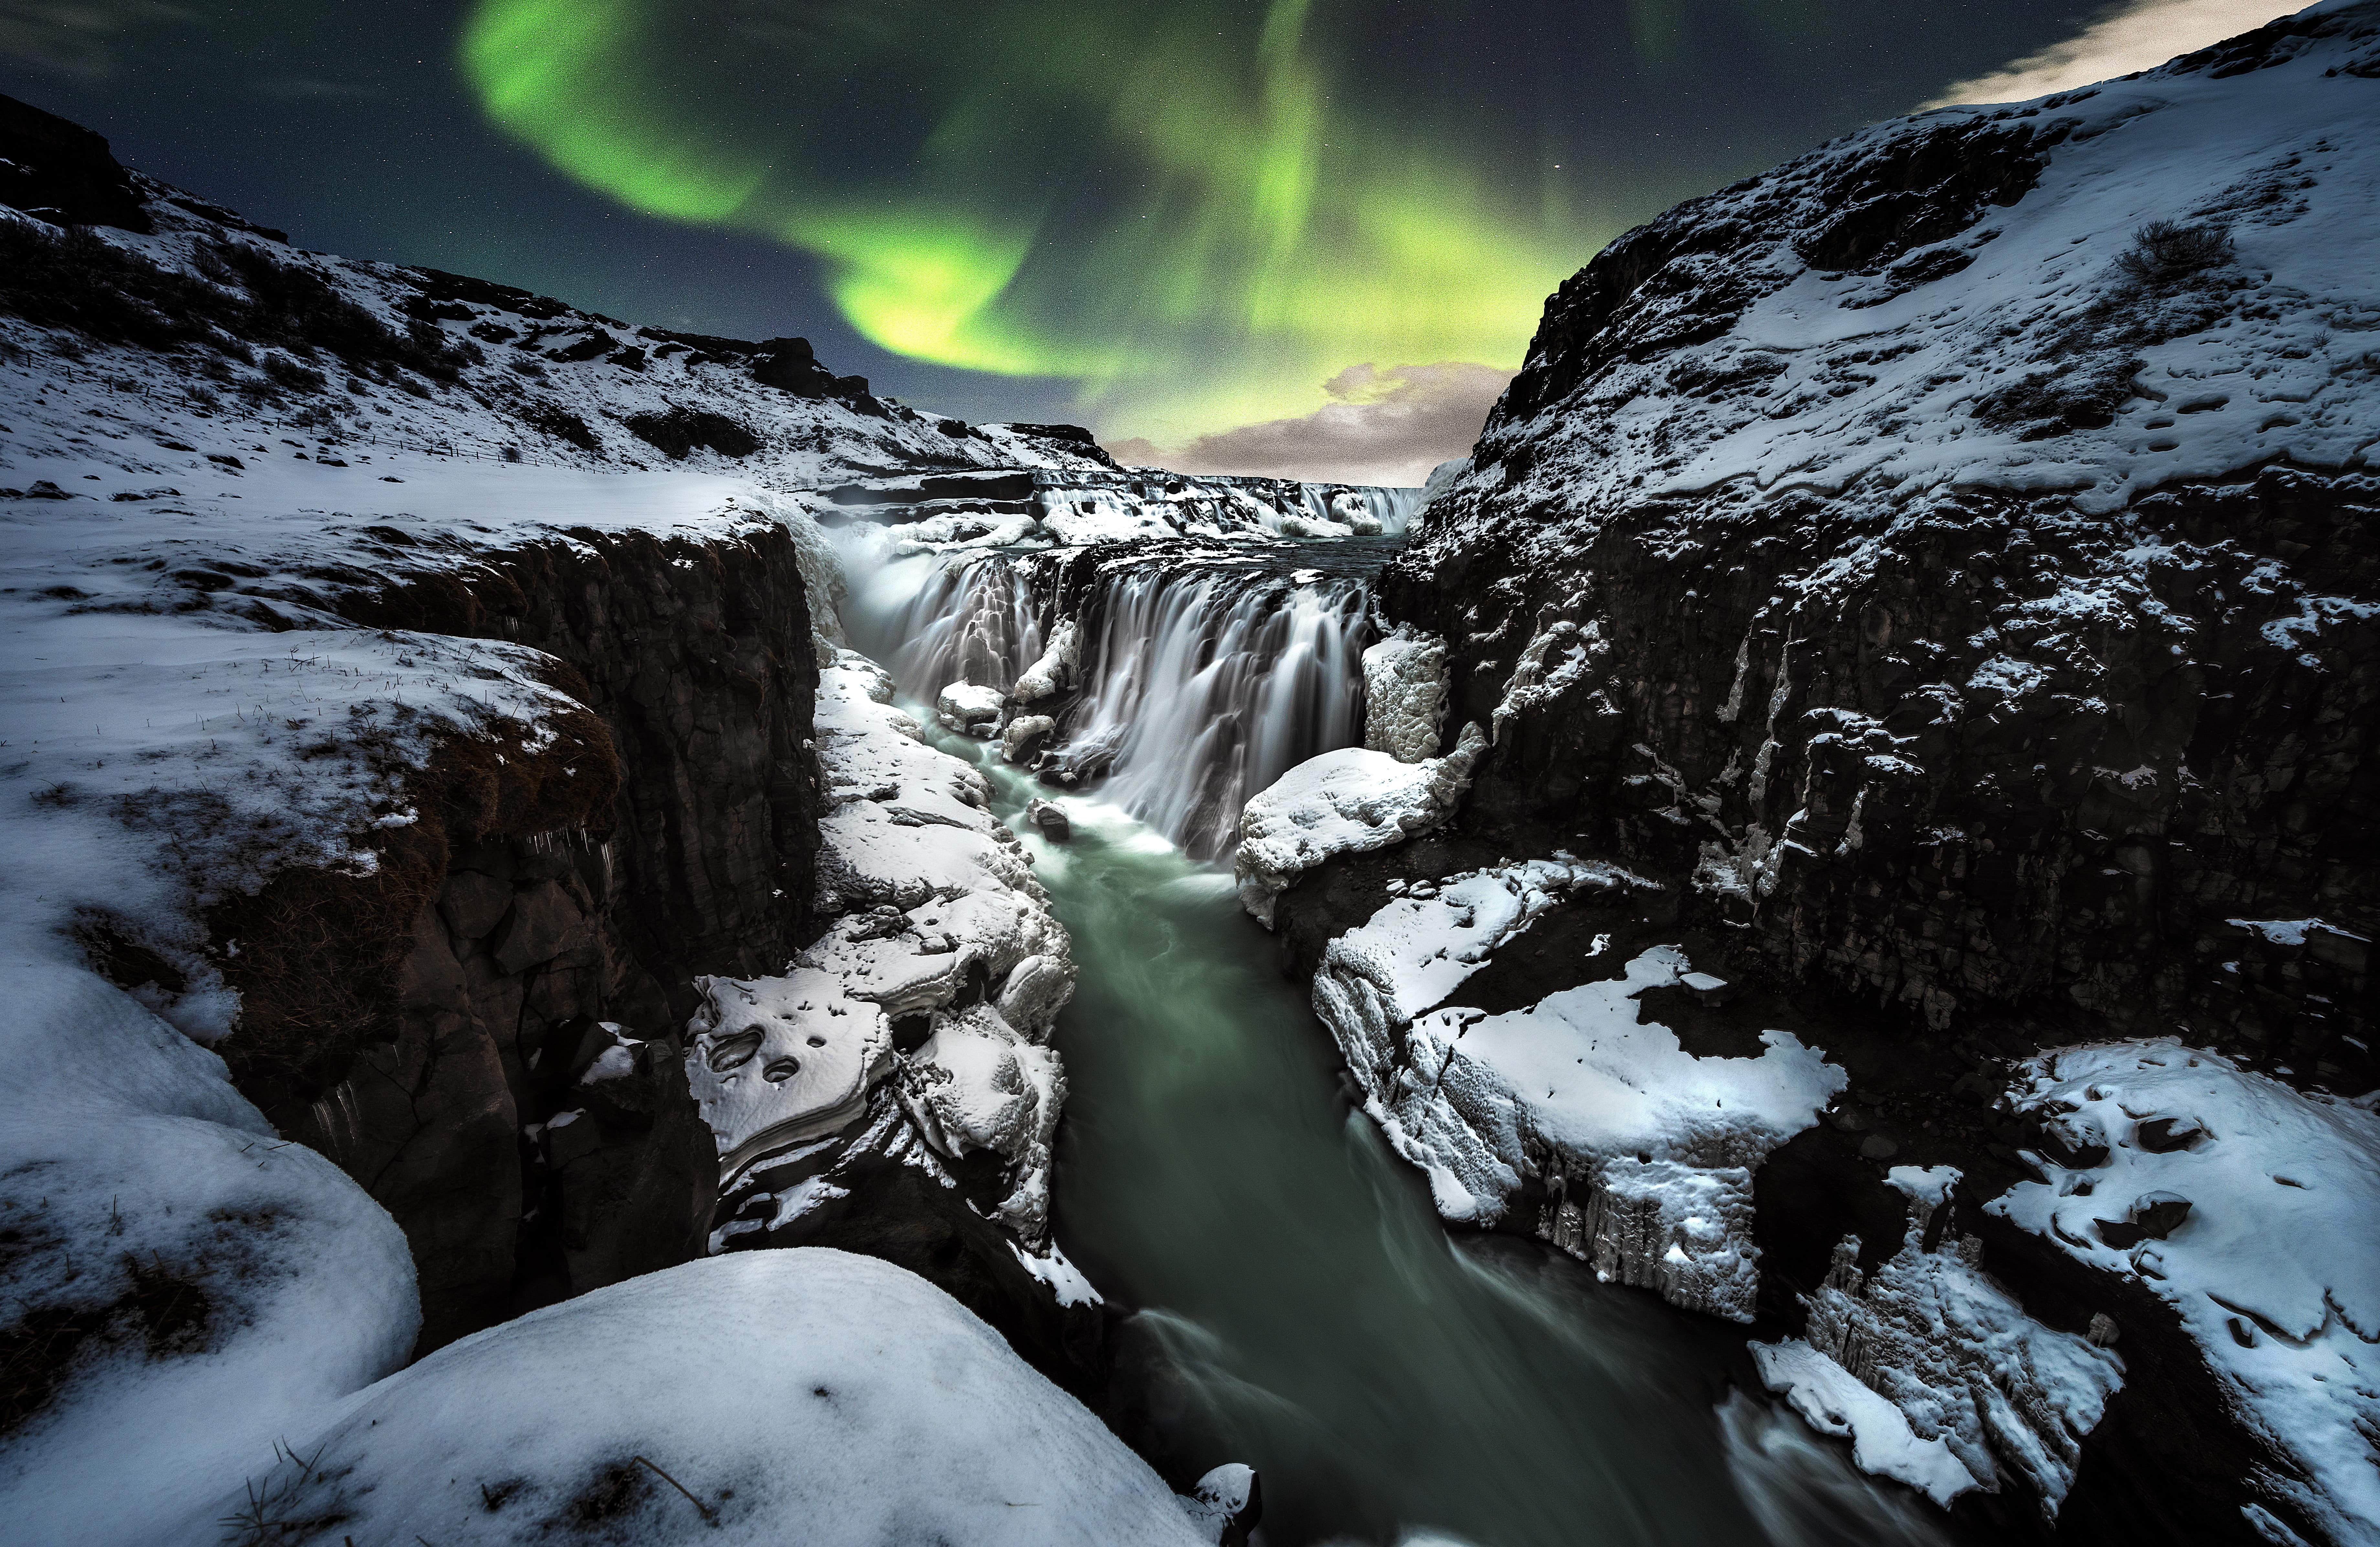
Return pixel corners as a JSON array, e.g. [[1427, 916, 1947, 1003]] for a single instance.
[[0, 95, 1246, 1540], [182, 1250, 1212, 1547], [1992, 1043, 2380, 1542]]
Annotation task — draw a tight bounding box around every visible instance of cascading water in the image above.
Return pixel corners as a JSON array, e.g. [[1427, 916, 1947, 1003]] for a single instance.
[[842, 542, 1380, 859], [832, 527, 1967, 1546]]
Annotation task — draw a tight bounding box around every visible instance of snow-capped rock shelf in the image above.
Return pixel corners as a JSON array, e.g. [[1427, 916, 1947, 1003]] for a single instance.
[[1298, 857, 1844, 1321], [817, 463, 1422, 547], [1233, 724, 1488, 926], [1989, 1041, 2380, 1543]]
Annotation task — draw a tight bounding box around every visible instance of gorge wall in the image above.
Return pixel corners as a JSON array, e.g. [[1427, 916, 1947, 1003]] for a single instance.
[[207, 523, 823, 1352], [1256, 10, 2380, 1542]]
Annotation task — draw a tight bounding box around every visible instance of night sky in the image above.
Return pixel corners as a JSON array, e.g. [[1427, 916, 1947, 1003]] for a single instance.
[[0, 0, 2278, 482]]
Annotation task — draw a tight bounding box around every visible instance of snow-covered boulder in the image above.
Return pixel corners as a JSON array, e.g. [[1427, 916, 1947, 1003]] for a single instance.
[[1360, 625, 1450, 763], [1002, 712, 1056, 764], [1988, 1041, 2380, 1542], [0, 966, 421, 1547], [187, 1250, 1214, 1547], [1233, 721, 1487, 926], [1012, 618, 1079, 702], [935, 679, 1005, 737]]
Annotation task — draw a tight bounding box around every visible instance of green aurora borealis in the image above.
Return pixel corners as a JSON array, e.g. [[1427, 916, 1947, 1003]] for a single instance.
[[5, 0, 2158, 468], [460, 0, 1612, 444]]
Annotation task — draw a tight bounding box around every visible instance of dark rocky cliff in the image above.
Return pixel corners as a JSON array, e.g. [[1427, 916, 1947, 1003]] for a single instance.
[[210, 524, 822, 1352], [1268, 7, 2379, 1541]]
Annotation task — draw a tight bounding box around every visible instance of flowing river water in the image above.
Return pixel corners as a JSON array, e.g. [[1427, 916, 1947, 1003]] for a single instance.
[[908, 717, 1964, 1547]]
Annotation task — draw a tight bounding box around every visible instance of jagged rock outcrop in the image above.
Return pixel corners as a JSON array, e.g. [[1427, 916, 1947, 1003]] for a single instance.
[[1384, 10, 2379, 1085], [0, 92, 1117, 1372]]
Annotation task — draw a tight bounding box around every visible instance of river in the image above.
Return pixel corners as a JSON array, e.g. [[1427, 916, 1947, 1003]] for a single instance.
[[911, 716, 1962, 1547]]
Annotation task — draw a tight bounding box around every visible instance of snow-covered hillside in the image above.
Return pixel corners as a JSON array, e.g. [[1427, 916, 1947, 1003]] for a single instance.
[[0, 93, 1284, 1543]]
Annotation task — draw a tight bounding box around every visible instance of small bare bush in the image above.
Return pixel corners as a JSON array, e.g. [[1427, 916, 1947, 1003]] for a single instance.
[[2116, 220, 2232, 284]]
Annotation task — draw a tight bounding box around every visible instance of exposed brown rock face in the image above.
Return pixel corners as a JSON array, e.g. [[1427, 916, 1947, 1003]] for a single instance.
[[237, 523, 822, 1352]]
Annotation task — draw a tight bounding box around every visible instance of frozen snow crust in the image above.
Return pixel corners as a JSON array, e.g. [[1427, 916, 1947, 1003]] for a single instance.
[[1305, 859, 1844, 1321], [183, 1250, 1212, 1547], [1992, 1042, 2380, 1543]]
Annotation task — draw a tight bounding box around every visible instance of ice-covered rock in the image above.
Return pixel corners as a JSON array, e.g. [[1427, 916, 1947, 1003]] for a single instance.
[[1001, 712, 1055, 764], [1234, 721, 1487, 926], [1309, 859, 1841, 1319], [1181, 1462, 1263, 1544], [934, 679, 1005, 737], [1361, 625, 1451, 764], [1988, 1040, 2380, 1542], [1012, 618, 1079, 703], [690, 652, 1076, 1244], [1025, 797, 1072, 842], [185, 1250, 1211, 1547], [687, 967, 892, 1180], [1754, 1167, 2124, 1517]]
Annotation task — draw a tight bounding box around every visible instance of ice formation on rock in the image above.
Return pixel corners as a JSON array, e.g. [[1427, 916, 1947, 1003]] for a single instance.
[[1754, 1167, 2124, 1515], [1307, 860, 1842, 1319], [1011, 618, 1079, 703], [687, 654, 1075, 1241], [934, 679, 1005, 737], [1361, 624, 1451, 764]]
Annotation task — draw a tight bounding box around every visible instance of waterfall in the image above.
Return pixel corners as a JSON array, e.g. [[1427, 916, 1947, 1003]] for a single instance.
[[1298, 483, 1424, 537], [840, 544, 1377, 861]]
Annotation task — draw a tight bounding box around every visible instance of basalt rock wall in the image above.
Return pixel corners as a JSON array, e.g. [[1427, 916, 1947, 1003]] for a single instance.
[[239, 523, 822, 1351], [1385, 466, 2377, 1086]]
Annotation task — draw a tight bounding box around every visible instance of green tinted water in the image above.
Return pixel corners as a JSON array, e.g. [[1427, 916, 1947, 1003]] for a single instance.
[[927, 725, 1952, 1547]]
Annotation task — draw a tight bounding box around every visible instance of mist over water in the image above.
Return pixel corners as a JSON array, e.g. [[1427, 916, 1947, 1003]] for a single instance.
[[913, 717, 1960, 1547]]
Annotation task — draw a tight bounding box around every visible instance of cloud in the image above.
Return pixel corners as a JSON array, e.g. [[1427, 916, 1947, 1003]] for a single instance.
[[1104, 362, 1513, 488], [1924, 0, 2279, 107]]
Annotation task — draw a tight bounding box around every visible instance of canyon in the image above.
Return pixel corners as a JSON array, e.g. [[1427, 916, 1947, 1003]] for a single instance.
[[3, 6, 2378, 1544]]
